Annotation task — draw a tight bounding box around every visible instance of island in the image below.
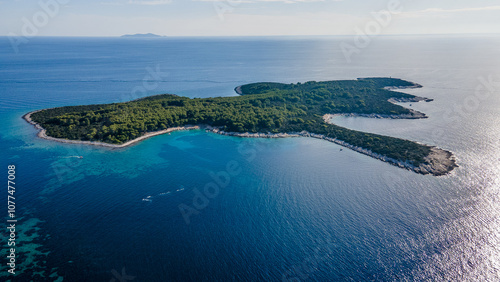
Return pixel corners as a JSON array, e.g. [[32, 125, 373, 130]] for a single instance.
[[120, 33, 165, 38], [24, 78, 457, 176]]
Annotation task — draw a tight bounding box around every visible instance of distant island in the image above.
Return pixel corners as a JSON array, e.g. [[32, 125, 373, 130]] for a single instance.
[[120, 33, 165, 38], [24, 78, 457, 176]]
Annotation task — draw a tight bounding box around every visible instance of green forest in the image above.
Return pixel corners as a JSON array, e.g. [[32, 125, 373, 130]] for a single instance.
[[30, 78, 432, 166]]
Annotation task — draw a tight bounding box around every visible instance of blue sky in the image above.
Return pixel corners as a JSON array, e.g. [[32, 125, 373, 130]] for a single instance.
[[1, 0, 499, 36]]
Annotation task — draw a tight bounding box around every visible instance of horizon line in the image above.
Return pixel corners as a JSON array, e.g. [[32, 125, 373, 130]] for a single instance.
[[1, 32, 499, 38]]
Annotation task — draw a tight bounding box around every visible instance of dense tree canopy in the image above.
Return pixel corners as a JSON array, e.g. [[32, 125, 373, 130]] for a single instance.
[[31, 78, 431, 166]]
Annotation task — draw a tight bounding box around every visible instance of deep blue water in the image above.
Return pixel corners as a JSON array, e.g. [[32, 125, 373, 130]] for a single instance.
[[1, 36, 500, 281]]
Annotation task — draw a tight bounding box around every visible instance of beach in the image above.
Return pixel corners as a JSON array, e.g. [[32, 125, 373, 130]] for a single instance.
[[23, 110, 201, 149]]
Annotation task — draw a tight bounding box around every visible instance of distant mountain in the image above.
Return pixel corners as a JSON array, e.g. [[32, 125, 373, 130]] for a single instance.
[[120, 33, 165, 38]]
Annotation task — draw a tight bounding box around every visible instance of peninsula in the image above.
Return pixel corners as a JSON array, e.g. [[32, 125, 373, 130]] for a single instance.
[[24, 78, 457, 176]]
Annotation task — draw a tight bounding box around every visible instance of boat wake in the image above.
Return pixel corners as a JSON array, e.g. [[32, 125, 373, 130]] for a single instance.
[[142, 185, 185, 203], [59, 156, 84, 159]]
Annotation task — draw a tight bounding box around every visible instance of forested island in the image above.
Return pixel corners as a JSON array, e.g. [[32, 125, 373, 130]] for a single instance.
[[24, 78, 457, 176]]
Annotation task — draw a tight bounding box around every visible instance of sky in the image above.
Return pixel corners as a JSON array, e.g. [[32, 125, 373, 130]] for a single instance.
[[1, 0, 499, 37]]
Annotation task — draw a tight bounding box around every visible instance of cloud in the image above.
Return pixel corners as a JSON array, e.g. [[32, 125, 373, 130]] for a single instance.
[[194, 0, 342, 3], [401, 5, 500, 18], [40, 10, 362, 37], [420, 6, 500, 13]]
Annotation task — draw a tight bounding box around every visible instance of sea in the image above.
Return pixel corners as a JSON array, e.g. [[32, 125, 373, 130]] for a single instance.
[[0, 35, 499, 281]]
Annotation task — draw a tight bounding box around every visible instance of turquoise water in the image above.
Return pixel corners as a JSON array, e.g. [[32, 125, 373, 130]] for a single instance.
[[1, 36, 499, 281]]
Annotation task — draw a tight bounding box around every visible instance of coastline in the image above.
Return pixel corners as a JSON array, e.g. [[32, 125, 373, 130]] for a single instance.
[[22, 79, 456, 175], [23, 110, 201, 149], [321, 114, 457, 176], [24, 110, 456, 175], [324, 111, 427, 120], [204, 125, 457, 176], [234, 86, 243, 95], [321, 96, 434, 120]]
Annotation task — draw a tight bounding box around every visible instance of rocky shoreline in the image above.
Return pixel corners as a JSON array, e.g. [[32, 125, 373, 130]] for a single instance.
[[205, 126, 457, 176], [324, 111, 427, 120], [234, 86, 243, 95], [320, 95, 434, 120], [388, 96, 433, 103]]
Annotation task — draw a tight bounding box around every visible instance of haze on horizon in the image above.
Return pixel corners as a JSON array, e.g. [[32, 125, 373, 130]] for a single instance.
[[1, 0, 499, 37]]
